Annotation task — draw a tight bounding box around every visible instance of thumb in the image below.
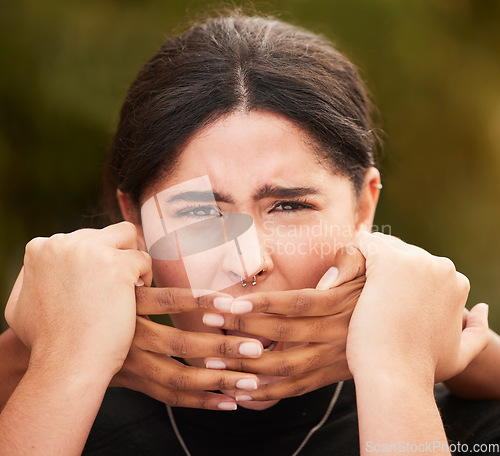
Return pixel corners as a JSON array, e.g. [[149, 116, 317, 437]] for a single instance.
[[316, 245, 366, 290], [457, 303, 490, 370]]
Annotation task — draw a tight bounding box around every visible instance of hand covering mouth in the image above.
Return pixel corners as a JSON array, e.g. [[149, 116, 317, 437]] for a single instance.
[[223, 330, 277, 351]]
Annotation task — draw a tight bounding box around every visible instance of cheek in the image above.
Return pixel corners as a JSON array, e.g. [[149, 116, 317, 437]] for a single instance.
[[151, 259, 190, 288], [265, 217, 357, 289]]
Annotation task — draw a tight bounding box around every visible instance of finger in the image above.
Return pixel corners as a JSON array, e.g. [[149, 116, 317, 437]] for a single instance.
[[98, 221, 139, 250], [456, 303, 490, 371], [234, 366, 350, 402], [217, 276, 365, 316], [202, 312, 350, 343], [317, 247, 366, 290], [121, 347, 259, 393], [121, 249, 153, 287], [205, 342, 347, 377], [134, 317, 264, 358], [136, 287, 233, 315], [115, 371, 238, 411]]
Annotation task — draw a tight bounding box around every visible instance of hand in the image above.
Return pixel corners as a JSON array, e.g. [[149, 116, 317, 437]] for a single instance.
[[200, 277, 364, 401], [5, 222, 152, 380], [111, 286, 270, 410], [4, 269, 265, 412], [340, 232, 489, 384]]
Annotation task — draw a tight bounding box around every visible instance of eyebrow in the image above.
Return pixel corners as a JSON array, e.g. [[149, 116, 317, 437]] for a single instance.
[[167, 190, 234, 204], [166, 185, 323, 205], [251, 184, 323, 201]]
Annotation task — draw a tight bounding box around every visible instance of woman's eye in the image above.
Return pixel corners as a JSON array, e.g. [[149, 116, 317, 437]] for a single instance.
[[178, 206, 221, 218], [272, 201, 311, 212]]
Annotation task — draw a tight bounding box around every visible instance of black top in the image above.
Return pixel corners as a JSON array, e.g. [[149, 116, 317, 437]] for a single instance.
[[83, 380, 500, 455]]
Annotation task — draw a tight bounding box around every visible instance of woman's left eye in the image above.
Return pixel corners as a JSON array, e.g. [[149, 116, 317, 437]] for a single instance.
[[272, 201, 312, 212]]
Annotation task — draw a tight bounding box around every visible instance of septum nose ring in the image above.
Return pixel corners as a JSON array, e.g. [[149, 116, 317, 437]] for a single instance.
[[240, 257, 268, 287], [240, 276, 257, 287]]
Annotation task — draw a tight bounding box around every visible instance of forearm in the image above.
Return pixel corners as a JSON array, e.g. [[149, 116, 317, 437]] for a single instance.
[[0, 361, 111, 456], [444, 329, 500, 399], [355, 370, 451, 455], [0, 329, 29, 410]]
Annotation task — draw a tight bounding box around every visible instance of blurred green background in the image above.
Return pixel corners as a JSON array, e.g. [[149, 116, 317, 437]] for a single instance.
[[1, 0, 499, 332]]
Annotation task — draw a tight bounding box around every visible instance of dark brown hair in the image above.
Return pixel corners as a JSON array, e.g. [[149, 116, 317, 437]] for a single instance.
[[103, 13, 377, 220]]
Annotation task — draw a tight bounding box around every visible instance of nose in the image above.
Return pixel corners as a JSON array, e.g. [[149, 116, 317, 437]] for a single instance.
[[221, 213, 275, 287], [239, 256, 272, 287], [218, 212, 263, 283]]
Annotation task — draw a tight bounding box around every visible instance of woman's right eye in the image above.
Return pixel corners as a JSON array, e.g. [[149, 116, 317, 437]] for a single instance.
[[176, 205, 222, 218]]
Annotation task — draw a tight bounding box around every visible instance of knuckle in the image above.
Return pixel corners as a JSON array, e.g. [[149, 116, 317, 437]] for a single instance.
[[292, 292, 313, 314], [157, 288, 177, 311], [165, 391, 180, 407], [435, 256, 456, 274], [197, 397, 210, 410], [136, 320, 160, 348], [169, 333, 189, 357], [120, 220, 137, 236], [217, 339, 235, 356], [257, 294, 271, 312], [272, 320, 292, 340], [233, 316, 246, 333], [308, 318, 330, 339], [214, 375, 229, 390], [290, 381, 308, 397], [456, 272, 470, 296], [275, 360, 296, 377], [304, 352, 323, 370], [323, 290, 338, 309], [259, 391, 273, 402], [194, 294, 211, 310], [167, 372, 188, 391], [24, 237, 46, 257], [143, 362, 162, 383], [227, 358, 246, 372]]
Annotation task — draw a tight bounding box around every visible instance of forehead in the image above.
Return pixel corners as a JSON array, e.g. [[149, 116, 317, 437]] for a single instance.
[[148, 110, 341, 199]]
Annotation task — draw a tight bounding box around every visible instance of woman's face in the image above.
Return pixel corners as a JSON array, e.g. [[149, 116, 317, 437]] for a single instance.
[[123, 110, 379, 407]]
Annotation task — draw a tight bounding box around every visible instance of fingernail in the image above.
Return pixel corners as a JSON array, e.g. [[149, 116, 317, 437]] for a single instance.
[[203, 313, 225, 327], [235, 395, 253, 402], [239, 341, 262, 357], [218, 401, 237, 411], [316, 266, 339, 290], [135, 277, 145, 287], [205, 359, 226, 370], [214, 296, 233, 312], [231, 300, 253, 314], [236, 378, 258, 390]]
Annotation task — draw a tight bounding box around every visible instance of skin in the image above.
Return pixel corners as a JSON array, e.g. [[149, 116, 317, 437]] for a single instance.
[[0, 109, 495, 454]]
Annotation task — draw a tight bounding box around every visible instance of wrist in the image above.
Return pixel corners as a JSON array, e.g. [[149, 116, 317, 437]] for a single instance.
[[350, 353, 436, 393], [28, 345, 118, 387], [354, 365, 435, 394]]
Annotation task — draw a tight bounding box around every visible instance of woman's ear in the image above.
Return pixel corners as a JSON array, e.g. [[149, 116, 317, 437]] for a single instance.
[[117, 189, 148, 252], [355, 167, 381, 232]]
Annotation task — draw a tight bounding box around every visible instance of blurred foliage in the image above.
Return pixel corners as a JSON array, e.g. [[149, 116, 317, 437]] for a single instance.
[[1, 0, 499, 332]]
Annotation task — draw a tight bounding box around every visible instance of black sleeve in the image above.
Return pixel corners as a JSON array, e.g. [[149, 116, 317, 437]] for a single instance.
[[436, 384, 500, 455], [83, 387, 184, 456]]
